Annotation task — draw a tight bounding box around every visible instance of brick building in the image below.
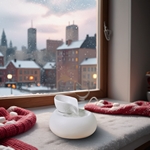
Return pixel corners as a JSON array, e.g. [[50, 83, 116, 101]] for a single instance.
[[0, 52, 4, 66], [0, 67, 6, 87], [0, 53, 6, 86], [6, 59, 41, 87], [56, 34, 96, 91], [46, 39, 63, 60]]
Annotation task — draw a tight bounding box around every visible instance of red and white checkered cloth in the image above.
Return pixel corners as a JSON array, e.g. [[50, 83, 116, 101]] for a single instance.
[[84, 100, 150, 117], [0, 106, 37, 150]]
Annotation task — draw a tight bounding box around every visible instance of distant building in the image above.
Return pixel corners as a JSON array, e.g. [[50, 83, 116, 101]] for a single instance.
[[6, 59, 40, 87], [46, 39, 63, 60], [1, 29, 7, 47], [6, 40, 15, 62], [0, 46, 7, 65], [43, 62, 56, 88], [28, 27, 37, 52], [0, 53, 6, 86], [15, 50, 28, 60], [0, 52, 4, 66], [80, 58, 97, 89], [81, 34, 96, 49], [22, 46, 27, 51], [56, 34, 96, 91], [66, 23, 78, 42], [0, 67, 6, 87]]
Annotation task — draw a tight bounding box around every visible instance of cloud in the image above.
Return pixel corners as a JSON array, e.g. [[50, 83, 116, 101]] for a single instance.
[[37, 24, 60, 33], [26, 0, 96, 15], [0, 13, 29, 29], [0, 0, 96, 50]]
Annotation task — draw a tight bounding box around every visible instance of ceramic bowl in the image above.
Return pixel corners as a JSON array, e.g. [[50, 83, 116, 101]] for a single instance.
[[49, 108, 97, 139]]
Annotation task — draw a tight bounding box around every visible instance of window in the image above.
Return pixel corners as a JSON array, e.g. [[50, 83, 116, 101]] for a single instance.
[[83, 68, 86, 71], [1, 0, 108, 108], [19, 76, 22, 81], [20, 70, 22, 74], [76, 65, 78, 69]]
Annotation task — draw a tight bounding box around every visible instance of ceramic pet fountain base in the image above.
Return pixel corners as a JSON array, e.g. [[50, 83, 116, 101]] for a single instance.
[[49, 95, 97, 139]]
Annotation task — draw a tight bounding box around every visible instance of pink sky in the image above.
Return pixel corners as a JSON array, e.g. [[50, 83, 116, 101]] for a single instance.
[[0, 0, 96, 50]]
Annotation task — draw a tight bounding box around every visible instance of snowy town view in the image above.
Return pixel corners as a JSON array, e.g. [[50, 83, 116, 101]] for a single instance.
[[0, 0, 97, 96]]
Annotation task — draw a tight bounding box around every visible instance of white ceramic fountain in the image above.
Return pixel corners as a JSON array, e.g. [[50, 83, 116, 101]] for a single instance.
[[49, 95, 97, 139]]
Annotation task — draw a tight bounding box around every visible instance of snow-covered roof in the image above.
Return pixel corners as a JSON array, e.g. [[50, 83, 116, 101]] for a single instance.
[[0, 52, 3, 57], [57, 40, 84, 50], [80, 58, 97, 65], [11, 60, 40, 69], [43, 62, 56, 69], [0, 66, 6, 69]]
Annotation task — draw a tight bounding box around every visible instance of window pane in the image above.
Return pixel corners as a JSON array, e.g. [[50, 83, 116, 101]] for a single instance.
[[0, 0, 98, 96]]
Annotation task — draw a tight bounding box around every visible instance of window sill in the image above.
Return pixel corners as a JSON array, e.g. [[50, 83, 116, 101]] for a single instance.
[[14, 99, 150, 150]]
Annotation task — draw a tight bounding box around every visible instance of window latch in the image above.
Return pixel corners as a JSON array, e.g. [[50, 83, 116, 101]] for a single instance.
[[104, 22, 112, 41]]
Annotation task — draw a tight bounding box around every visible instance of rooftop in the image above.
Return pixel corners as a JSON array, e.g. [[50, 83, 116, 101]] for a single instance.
[[0, 52, 3, 56], [10, 60, 40, 69], [57, 40, 84, 50], [43, 62, 56, 69], [80, 58, 97, 65]]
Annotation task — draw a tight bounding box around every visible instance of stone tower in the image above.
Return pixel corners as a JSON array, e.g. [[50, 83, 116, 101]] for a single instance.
[[66, 22, 78, 42]]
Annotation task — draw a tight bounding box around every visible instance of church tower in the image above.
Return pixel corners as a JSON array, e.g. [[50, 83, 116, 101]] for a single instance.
[[1, 29, 7, 47]]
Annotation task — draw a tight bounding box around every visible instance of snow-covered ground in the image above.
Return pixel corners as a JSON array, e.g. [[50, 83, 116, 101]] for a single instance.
[[0, 87, 30, 96], [21, 86, 51, 91], [0, 86, 56, 96]]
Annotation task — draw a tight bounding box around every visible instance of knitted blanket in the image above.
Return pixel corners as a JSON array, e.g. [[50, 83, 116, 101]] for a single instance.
[[0, 106, 37, 150], [84, 100, 150, 117]]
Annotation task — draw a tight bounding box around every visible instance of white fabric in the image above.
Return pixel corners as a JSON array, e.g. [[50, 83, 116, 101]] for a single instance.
[[14, 111, 150, 150], [0, 145, 14, 150]]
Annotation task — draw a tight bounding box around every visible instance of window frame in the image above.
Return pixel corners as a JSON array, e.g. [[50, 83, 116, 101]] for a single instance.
[[1, 0, 108, 108]]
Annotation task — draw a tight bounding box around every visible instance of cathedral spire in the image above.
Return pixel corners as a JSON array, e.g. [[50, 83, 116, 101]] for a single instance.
[[1, 29, 7, 47]]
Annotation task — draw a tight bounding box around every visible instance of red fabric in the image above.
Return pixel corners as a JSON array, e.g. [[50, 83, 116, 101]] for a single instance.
[[84, 100, 150, 117], [0, 106, 37, 150], [1, 138, 37, 150]]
